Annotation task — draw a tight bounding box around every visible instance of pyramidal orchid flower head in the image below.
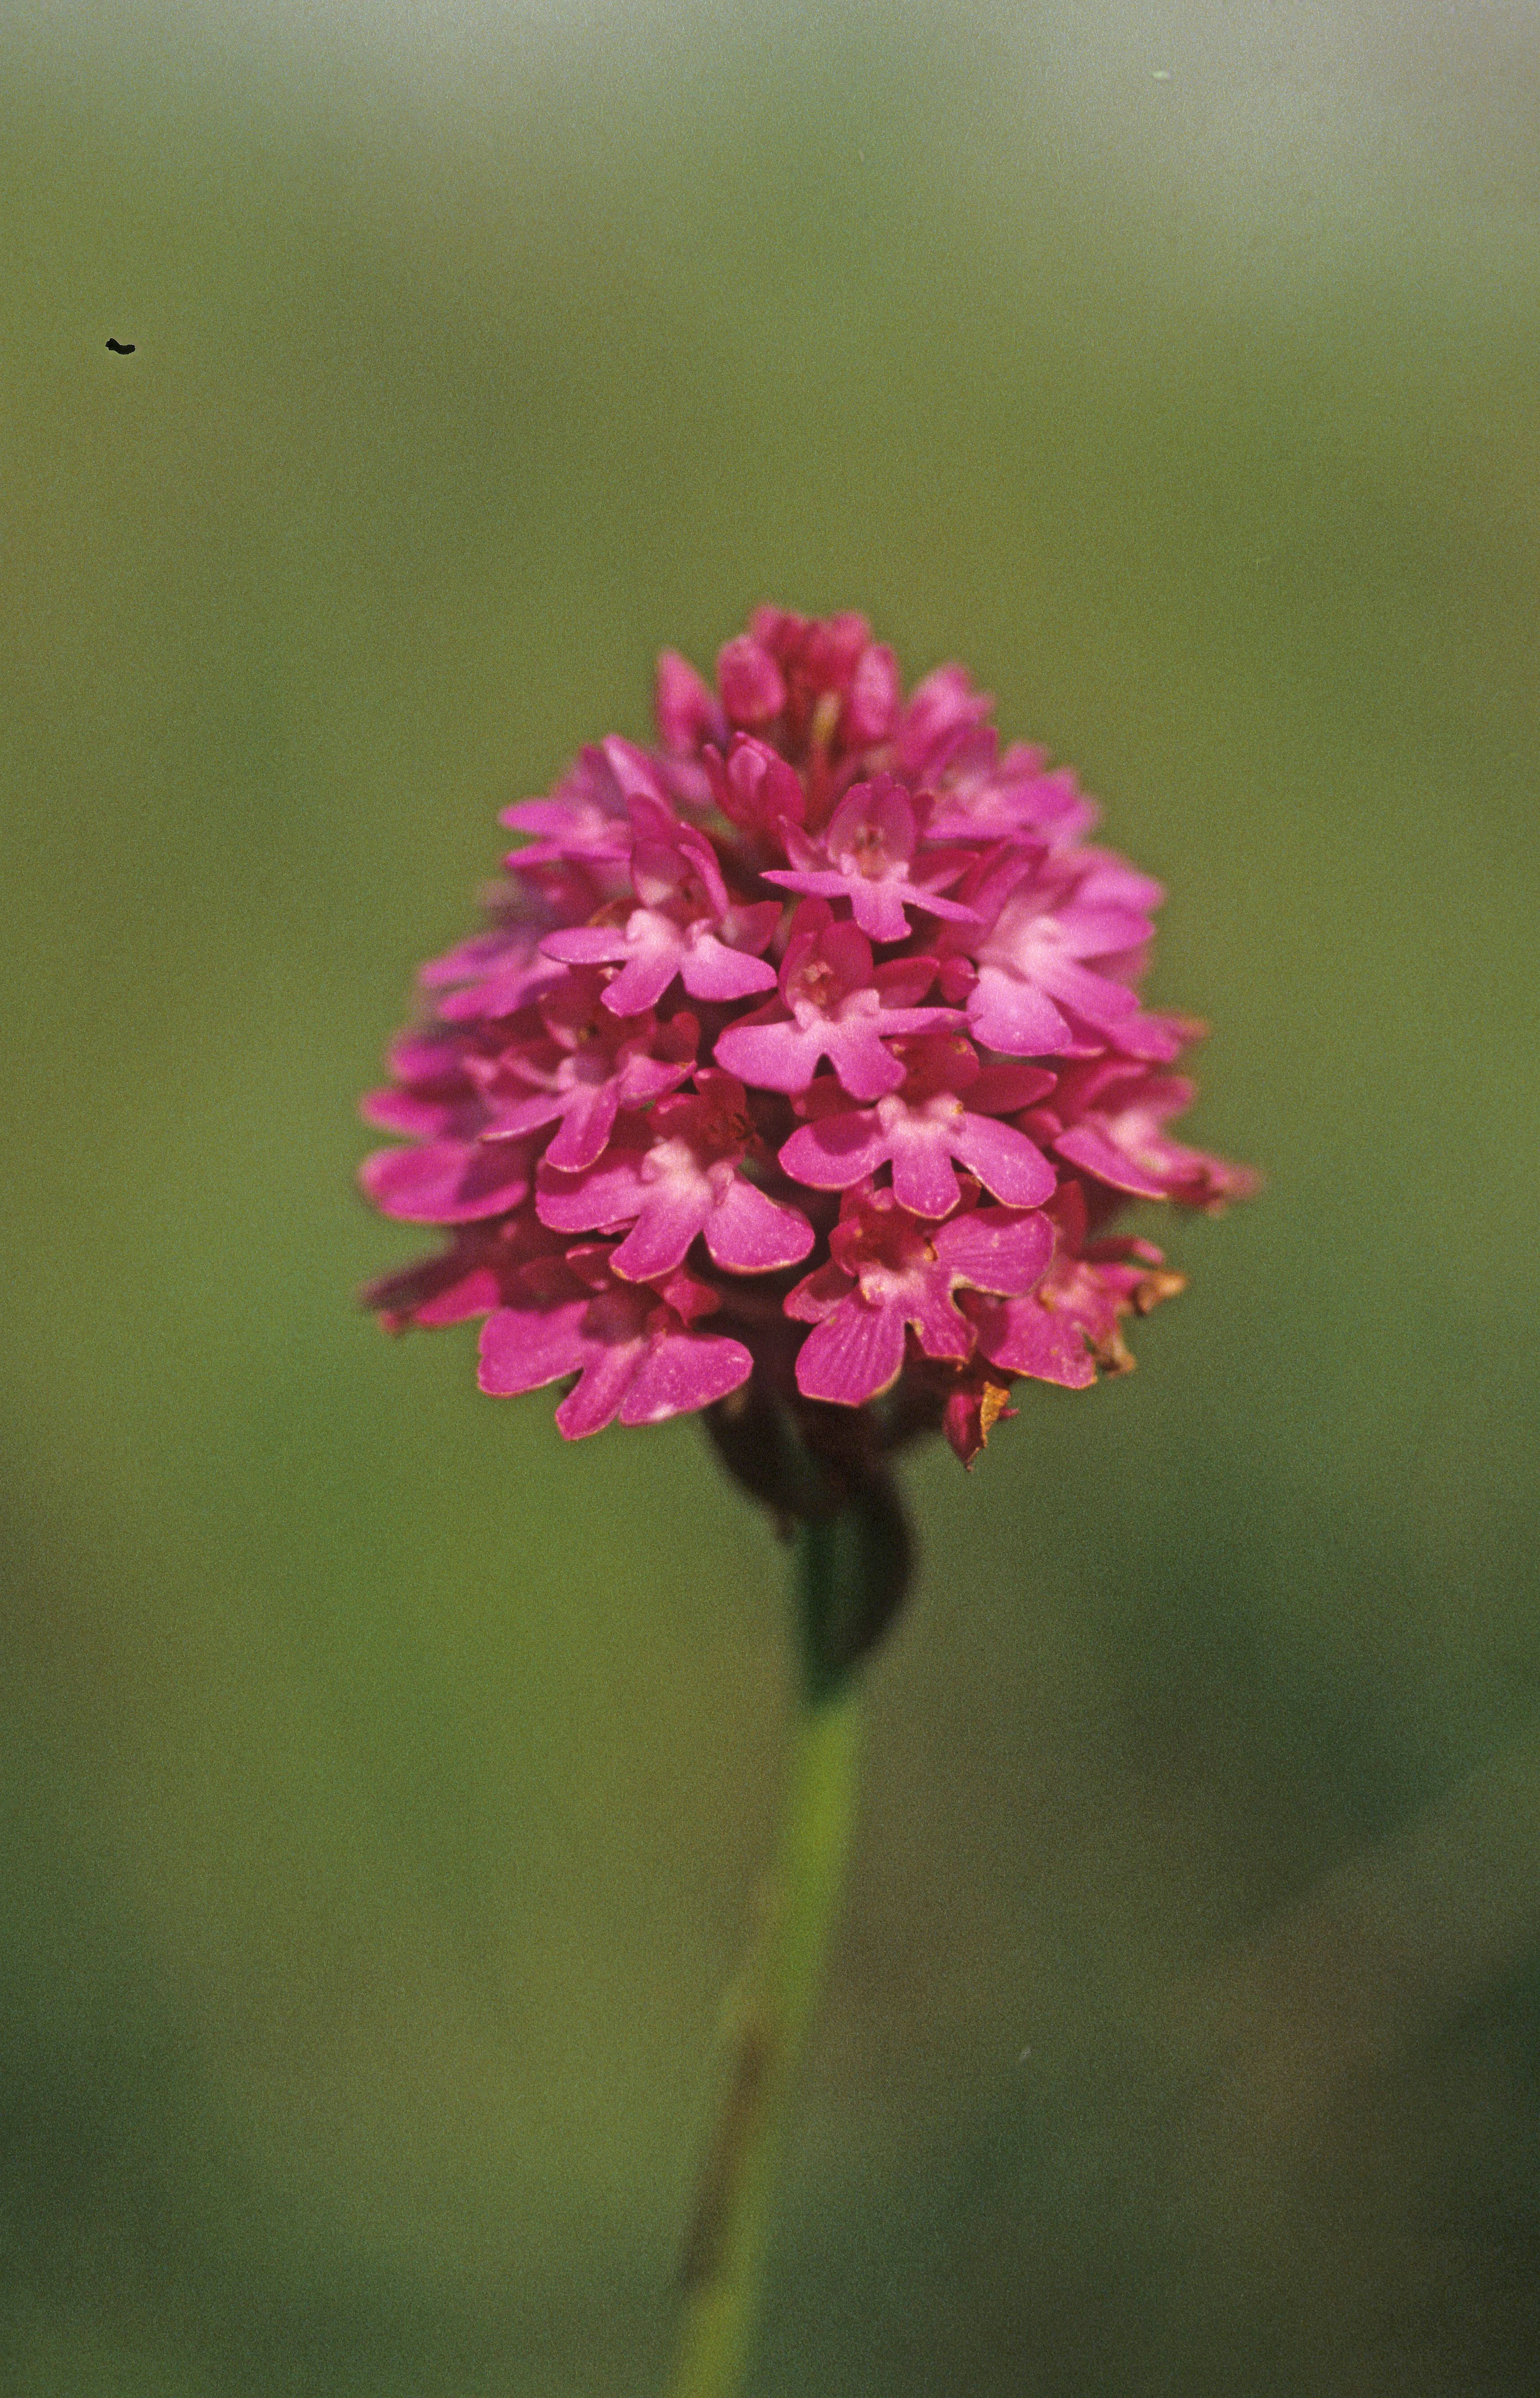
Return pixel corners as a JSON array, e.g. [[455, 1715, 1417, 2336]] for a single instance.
[[361, 608, 1258, 1490]]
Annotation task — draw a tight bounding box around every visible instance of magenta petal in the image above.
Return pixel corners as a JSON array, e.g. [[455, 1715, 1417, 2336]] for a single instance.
[[821, 1024, 905, 1100], [1076, 860, 1165, 914], [713, 1017, 823, 1094], [794, 1299, 908, 1405], [968, 1062, 1058, 1111], [948, 1114, 1058, 1207], [872, 957, 942, 1008], [784, 1259, 855, 1324], [360, 1139, 533, 1225], [718, 636, 786, 726], [971, 1293, 1096, 1387], [715, 737, 805, 833], [1033, 953, 1140, 1027], [887, 1135, 963, 1219], [1059, 904, 1153, 956], [679, 935, 780, 1001], [934, 1208, 1054, 1295], [609, 1185, 712, 1279], [778, 1115, 888, 1190], [436, 953, 565, 1020], [600, 737, 671, 808], [717, 634, 786, 726], [762, 867, 849, 907], [655, 650, 722, 751], [600, 936, 682, 1016], [544, 1082, 620, 1174], [540, 925, 630, 966], [419, 925, 519, 989], [361, 1086, 469, 1137], [844, 641, 899, 742], [477, 1298, 591, 1396], [535, 1153, 650, 1235], [721, 898, 783, 957], [364, 1249, 504, 1330], [1052, 1122, 1171, 1199], [1107, 1011, 1191, 1064], [478, 1089, 567, 1142], [554, 1340, 645, 1438], [905, 886, 980, 924], [501, 798, 628, 862], [846, 879, 914, 945], [410, 1266, 502, 1328], [618, 1329, 753, 1424], [614, 1041, 700, 1109], [965, 966, 1073, 1056], [908, 1283, 975, 1362], [702, 1182, 815, 1273]]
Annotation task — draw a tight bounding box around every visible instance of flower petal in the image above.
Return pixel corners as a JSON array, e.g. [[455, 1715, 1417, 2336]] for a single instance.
[[360, 1138, 533, 1225], [968, 1292, 1097, 1387], [1052, 1121, 1171, 1199], [822, 1022, 908, 1100], [965, 965, 1073, 1057], [778, 1113, 888, 1191], [618, 1328, 753, 1424], [678, 933, 780, 1001], [907, 1283, 976, 1362], [887, 1133, 963, 1219], [535, 1152, 651, 1235], [947, 1114, 1058, 1208], [934, 1207, 1055, 1296], [714, 1015, 824, 1094], [554, 1339, 647, 1437], [477, 1296, 593, 1396], [702, 1182, 815, 1274], [609, 1183, 713, 1279], [794, 1298, 908, 1405]]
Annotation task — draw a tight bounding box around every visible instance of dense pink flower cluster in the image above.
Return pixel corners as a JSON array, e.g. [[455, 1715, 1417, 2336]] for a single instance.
[[361, 610, 1257, 1465]]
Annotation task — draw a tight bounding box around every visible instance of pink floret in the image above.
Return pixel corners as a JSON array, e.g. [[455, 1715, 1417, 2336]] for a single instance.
[[535, 1071, 814, 1281], [540, 796, 778, 1015], [787, 1184, 1055, 1407], [460, 971, 698, 1174], [359, 1133, 538, 1225], [764, 775, 979, 945], [1029, 1059, 1265, 1210], [477, 1245, 751, 1435], [779, 1036, 1056, 1219], [359, 607, 1257, 1457], [714, 899, 960, 1101]]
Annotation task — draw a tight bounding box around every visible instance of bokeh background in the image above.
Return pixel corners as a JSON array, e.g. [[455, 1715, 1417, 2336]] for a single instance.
[[4, 3, 1539, 2391]]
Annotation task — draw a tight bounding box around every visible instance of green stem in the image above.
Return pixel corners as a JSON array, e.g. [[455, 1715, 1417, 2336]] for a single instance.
[[666, 1523, 865, 2398]]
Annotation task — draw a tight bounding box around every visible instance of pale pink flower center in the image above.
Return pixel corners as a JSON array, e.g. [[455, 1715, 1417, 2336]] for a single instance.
[[788, 958, 839, 1015], [842, 822, 896, 881], [639, 1136, 702, 1187], [876, 1091, 963, 1132], [853, 1222, 938, 1309]]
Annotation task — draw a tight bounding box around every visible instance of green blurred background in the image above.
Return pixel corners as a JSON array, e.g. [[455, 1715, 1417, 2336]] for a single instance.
[[4, 4, 1539, 2390]]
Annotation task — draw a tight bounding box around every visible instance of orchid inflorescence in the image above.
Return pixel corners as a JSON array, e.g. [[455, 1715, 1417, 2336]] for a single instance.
[[360, 608, 1257, 1476]]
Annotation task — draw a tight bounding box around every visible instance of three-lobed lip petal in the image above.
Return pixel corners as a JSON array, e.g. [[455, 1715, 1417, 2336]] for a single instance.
[[534, 1071, 815, 1281], [786, 1184, 1057, 1407], [540, 796, 780, 1016], [477, 1246, 752, 1433], [715, 899, 964, 1101], [779, 1037, 1057, 1219]]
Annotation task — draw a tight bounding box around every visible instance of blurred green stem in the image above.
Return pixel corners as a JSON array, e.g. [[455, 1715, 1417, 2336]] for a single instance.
[[667, 1518, 865, 2398]]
